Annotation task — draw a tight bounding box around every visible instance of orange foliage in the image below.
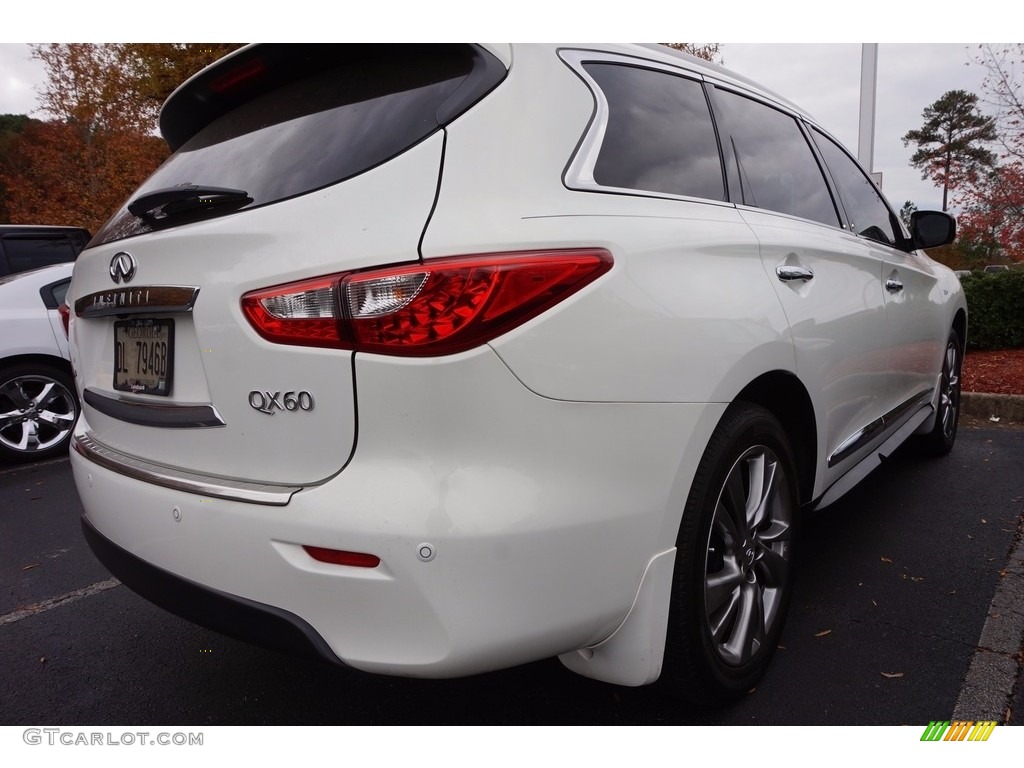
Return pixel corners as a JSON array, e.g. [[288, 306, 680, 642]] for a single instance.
[[0, 43, 241, 232], [0, 119, 166, 233]]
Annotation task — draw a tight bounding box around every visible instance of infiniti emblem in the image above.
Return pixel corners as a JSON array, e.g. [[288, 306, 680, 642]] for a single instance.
[[109, 252, 137, 284]]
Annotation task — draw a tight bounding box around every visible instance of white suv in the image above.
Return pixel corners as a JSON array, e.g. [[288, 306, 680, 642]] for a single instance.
[[67, 44, 965, 704]]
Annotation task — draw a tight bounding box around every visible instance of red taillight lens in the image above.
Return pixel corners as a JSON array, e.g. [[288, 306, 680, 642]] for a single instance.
[[58, 301, 71, 338], [241, 250, 612, 356]]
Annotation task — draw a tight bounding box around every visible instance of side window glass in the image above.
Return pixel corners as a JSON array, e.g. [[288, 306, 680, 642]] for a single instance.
[[811, 128, 899, 247], [713, 89, 839, 227], [583, 63, 725, 201], [2, 237, 77, 272]]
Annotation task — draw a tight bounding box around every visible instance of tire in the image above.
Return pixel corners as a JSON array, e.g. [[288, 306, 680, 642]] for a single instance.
[[0, 362, 79, 463], [660, 403, 798, 705], [917, 329, 962, 457]]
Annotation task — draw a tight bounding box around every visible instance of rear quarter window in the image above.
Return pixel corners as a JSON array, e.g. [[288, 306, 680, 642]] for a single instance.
[[581, 63, 725, 201]]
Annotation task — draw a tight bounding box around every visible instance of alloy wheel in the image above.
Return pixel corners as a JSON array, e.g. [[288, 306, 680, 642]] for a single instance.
[[704, 445, 794, 667], [0, 374, 78, 455]]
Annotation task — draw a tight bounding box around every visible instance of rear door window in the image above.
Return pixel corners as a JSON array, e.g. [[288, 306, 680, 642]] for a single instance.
[[712, 88, 840, 227], [582, 63, 725, 201]]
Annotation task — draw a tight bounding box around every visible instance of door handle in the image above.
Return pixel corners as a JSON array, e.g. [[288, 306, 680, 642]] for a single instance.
[[776, 265, 814, 282]]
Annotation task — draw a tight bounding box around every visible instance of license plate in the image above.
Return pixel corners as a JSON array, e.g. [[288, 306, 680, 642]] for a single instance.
[[113, 319, 174, 396]]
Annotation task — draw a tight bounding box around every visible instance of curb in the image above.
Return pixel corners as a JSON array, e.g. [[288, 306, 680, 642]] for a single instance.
[[952, 509, 1024, 724], [962, 392, 1024, 423]]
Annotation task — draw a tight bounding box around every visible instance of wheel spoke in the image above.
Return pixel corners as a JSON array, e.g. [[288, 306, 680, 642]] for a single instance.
[[722, 581, 765, 664], [706, 559, 743, 615], [37, 409, 75, 430], [708, 583, 741, 643], [32, 382, 59, 410], [9, 421, 31, 450], [754, 544, 789, 587], [723, 468, 749, 538], [0, 409, 23, 431], [0, 381, 32, 410], [756, 517, 791, 544], [747, 455, 778, 531], [713, 499, 741, 544]]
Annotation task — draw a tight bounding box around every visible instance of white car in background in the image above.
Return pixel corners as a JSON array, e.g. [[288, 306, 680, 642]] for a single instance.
[[67, 44, 966, 704], [0, 263, 79, 462]]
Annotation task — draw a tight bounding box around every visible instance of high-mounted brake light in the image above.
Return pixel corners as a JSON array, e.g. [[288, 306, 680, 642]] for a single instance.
[[241, 250, 612, 356]]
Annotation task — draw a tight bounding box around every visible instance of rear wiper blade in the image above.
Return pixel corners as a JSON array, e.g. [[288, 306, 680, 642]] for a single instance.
[[127, 184, 252, 220]]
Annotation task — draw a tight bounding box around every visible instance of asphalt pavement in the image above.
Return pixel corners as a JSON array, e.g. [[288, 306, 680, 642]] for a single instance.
[[1, 423, 1022, 725]]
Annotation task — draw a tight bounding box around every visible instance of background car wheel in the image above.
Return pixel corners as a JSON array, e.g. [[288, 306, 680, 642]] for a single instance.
[[917, 329, 962, 457], [660, 403, 798, 705], [0, 363, 79, 463]]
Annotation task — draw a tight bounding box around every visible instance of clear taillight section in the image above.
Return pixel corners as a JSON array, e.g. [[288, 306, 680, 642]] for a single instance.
[[241, 250, 612, 356]]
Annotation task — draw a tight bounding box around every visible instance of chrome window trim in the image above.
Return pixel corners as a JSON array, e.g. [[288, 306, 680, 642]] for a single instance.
[[72, 432, 301, 506]]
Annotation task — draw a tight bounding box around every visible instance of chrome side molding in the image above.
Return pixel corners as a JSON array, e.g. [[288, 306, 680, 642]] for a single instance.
[[72, 432, 301, 506], [828, 389, 934, 468]]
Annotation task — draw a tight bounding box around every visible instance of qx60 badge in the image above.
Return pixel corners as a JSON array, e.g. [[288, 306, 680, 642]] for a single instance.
[[248, 390, 315, 415]]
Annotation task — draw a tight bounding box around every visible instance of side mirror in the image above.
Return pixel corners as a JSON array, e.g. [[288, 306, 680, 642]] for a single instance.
[[909, 210, 956, 250]]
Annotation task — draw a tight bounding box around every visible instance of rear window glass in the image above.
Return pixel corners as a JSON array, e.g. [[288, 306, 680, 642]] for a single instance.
[[1, 237, 79, 274], [94, 46, 494, 245]]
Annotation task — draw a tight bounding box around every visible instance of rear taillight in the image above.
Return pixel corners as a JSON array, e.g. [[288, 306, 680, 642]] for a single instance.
[[58, 301, 71, 338], [241, 250, 612, 356]]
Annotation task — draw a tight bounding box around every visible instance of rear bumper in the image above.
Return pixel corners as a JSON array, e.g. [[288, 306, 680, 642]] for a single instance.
[[81, 515, 342, 665], [71, 348, 724, 678]]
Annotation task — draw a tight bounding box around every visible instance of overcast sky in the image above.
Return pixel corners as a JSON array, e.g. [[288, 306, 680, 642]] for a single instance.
[[0, 39, 998, 212]]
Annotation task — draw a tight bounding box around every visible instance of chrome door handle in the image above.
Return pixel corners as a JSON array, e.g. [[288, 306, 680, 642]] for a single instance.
[[886, 276, 904, 293], [776, 265, 814, 282]]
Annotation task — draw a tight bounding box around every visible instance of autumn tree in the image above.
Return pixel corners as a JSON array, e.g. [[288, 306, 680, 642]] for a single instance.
[[902, 90, 997, 212], [660, 43, 723, 63], [0, 114, 31, 223], [952, 45, 1024, 264], [973, 44, 1024, 161], [0, 44, 241, 233], [954, 163, 1024, 265]]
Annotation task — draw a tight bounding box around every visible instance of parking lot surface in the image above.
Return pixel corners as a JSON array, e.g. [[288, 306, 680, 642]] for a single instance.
[[1, 424, 1022, 725]]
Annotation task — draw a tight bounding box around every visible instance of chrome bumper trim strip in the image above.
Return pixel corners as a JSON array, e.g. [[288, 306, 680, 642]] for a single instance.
[[72, 432, 301, 506]]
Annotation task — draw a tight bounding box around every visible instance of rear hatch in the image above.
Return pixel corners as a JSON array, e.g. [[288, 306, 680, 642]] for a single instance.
[[69, 44, 506, 485]]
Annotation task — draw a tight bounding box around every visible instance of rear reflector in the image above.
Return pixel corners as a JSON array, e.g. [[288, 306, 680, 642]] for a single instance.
[[242, 249, 612, 356], [303, 546, 380, 568]]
